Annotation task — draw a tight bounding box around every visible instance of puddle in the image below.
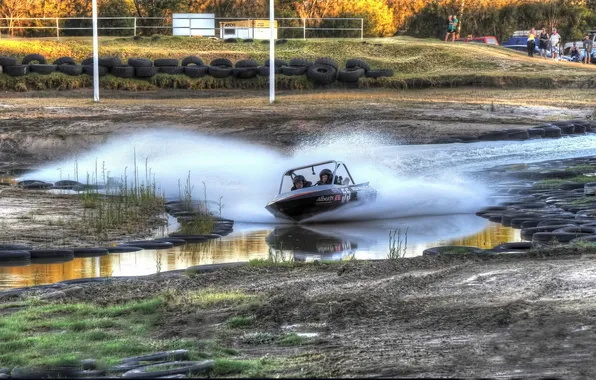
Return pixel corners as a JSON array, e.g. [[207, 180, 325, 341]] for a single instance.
[[0, 217, 519, 290]]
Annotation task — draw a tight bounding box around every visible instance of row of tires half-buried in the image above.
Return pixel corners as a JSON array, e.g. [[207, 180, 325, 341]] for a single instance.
[[0, 55, 394, 84], [476, 205, 596, 245], [6, 349, 214, 379], [0, 231, 232, 267], [433, 119, 596, 144]]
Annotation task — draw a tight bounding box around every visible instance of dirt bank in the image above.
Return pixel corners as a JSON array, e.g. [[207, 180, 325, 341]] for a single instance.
[[0, 88, 591, 166], [4, 249, 596, 378]]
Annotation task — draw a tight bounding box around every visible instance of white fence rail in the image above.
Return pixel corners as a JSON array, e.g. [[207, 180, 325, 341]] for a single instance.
[[0, 17, 364, 40]]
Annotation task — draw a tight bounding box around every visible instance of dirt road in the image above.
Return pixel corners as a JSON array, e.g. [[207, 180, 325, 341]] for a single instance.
[[9, 248, 596, 378], [1, 88, 591, 166]]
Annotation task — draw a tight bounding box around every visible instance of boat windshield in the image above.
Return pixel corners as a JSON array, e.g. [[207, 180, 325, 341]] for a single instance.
[[279, 161, 355, 194]]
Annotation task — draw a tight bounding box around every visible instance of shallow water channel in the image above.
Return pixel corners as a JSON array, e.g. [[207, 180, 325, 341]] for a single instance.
[[2, 133, 596, 290], [0, 218, 517, 290]]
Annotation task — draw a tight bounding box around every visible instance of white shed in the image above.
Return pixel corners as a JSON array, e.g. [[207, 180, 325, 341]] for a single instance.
[[173, 14, 216, 37]]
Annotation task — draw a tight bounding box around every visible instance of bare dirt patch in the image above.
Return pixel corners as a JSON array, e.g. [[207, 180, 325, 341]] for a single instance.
[[1, 88, 592, 166], [9, 250, 595, 378], [0, 187, 166, 247]]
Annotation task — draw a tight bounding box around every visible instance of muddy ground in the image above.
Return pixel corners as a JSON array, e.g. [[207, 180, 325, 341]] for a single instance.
[[0, 88, 592, 166], [7, 249, 596, 378], [0, 187, 167, 247]]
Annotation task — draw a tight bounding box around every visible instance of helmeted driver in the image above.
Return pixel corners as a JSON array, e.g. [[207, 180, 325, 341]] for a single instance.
[[316, 169, 333, 185], [291, 175, 312, 191]]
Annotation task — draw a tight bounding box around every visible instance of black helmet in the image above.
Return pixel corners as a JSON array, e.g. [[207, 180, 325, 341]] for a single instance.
[[293, 175, 306, 184], [319, 169, 333, 183]]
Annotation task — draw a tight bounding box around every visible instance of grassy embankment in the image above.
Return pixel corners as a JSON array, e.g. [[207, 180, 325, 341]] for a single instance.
[[1, 36, 595, 91]]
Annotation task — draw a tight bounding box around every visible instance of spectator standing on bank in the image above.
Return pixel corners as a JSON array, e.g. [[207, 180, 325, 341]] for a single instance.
[[583, 34, 593, 64], [445, 15, 458, 42], [550, 28, 561, 61], [539, 28, 549, 59], [527, 28, 536, 57]]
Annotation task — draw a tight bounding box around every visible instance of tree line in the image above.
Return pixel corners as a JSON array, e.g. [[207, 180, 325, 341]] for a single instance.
[[1, 0, 596, 42]]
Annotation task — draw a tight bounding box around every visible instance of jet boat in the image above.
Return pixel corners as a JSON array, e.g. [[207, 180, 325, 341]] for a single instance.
[[265, 160, 377, 222]]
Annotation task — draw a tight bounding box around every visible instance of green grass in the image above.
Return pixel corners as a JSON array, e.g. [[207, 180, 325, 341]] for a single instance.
[[162, 288, 261, 309], [212, 359, 262, 376], [0, 298, 168, 368], [227, 316, 255, 329], [2, 36, 596, 92], [277, 333, 307, 346], [534, 176, 596, 189], [570, 197, 596, 205]]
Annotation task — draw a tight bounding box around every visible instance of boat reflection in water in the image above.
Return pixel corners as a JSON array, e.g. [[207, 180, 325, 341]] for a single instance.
[[266, 226, 359, 262], [265, 214, 514, 262]]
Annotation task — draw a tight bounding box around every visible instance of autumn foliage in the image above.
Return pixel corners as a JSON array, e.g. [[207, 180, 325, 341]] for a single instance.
[[1, 0, 596, 40]]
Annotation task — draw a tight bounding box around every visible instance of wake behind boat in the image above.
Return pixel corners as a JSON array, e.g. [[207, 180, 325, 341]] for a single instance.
[[265, 160, 377, 222]]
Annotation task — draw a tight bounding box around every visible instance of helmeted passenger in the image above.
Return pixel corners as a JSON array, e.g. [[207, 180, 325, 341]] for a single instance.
[[291, 175, 312, 191], [316, 169, 333, 185]]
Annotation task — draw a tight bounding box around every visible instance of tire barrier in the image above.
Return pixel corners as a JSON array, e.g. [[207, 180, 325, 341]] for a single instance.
[[22, 54, 46, 65], [30, 64, 57, 75], [422, 246, 489, 256], [53, 56, 76, 66], [57, 64, 83, 76], [122, 360, 215, 378]]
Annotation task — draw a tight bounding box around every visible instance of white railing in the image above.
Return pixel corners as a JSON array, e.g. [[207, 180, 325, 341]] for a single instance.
[[0, 17, 364, 40]]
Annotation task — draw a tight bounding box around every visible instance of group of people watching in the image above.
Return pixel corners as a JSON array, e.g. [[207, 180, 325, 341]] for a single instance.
[[528, 27, 593, 64]]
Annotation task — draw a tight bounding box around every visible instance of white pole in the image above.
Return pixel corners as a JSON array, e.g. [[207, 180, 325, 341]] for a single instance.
[[92, 0, 100, 102], [269, 0, 275, 104]]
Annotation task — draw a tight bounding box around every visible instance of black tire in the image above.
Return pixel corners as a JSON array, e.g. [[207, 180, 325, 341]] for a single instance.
[[544, 126, 562, 137], [314, 57, 339, 71], [30, 64, 57, 75], [338, 67, 365, 82], [235, 59, 260, 68], [181, 56, 204, 67], [243, 39, 254, 43], [234, 67, 258, 79], [258, 66, 281, 76], [345, 58, 371, 72], [121, 350, 190, 364], [128, 58, 153, 68], [307, 64, 337, 85], [573, 124, 587, 134], [153, 238, 187, 246], [527, 128, 545, 137], [104, 246, 143, 253], [81, 57, 94, 66], [507, 130, 530, 140], [0, 250, 31, 261], [184, 65, 209, 78], [208, 66, 233, 78], [121, 360, 215, 379], [0, 56, 17, 67], [158, 66, 184, 75], [168, 234, 209, 242], [276, 38, 288, 45], [4, 65, 29, 77], [288, 58, 313, 67], [365, 69, 394, 78], [492, 242, 533, 252], [135, 66, 158, 78], [111, 66, 135, 78], [29, 249, 74, 259], [82, 65, 108, 77], [133, 36, 143, 41], [0, 244, 31, 251], [53, 56, 76, 66], [261, 40, 270, 44], [119, 241, 173, 250], [224, 38, 237, 43], [71, 248, 109, 258], [57, 64, 83, 76], [154, 58, 179, 67], [210, 58, 233, 68], [99, 57, 123, 68], [187, 262, 246, 273], [422, 246, 489, 256], [265, 59, 288, 67], [281, 66, 307, 76], [22, 54, 46, 65]]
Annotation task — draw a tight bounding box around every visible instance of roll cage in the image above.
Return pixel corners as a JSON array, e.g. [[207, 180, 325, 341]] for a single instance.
[[278, 160, 355, 194]]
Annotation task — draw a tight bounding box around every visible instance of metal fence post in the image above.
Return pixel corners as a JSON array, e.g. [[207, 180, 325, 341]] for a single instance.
[[360, 18, 363, 39], [56, 18, 60, 40], [303, 18, 306, 40], [133, 17, 137, 37]]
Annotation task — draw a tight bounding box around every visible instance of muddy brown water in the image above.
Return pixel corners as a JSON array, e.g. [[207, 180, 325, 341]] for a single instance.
[[0, 219, 518, 290]]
